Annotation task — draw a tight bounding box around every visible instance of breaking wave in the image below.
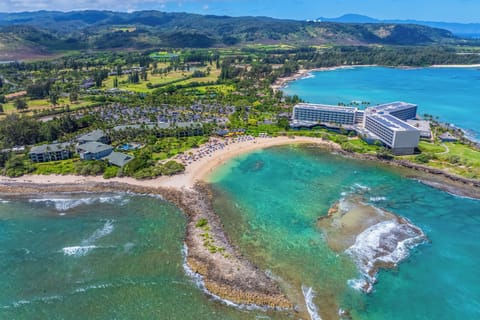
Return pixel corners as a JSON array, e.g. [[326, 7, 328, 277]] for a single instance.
[[369, 196, 387, 202], [301, 285, 322, 320], [62, 220, 114, 257], [82, 220, 114, 245], [62, 246, 97, 257], [29, 195, 129, 212], [346, 219, 427, 293]]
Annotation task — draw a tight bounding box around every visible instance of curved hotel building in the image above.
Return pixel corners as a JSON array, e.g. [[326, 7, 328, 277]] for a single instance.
[[292, 102, 421, 155]]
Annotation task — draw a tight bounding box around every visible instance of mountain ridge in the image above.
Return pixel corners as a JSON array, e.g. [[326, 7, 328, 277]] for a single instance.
[[318, 14, 480, 37], [0, 10, 470, 60]]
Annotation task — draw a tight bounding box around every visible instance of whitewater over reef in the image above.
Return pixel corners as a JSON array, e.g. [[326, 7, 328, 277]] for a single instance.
[[29, 195, 129, 212], [302, 286, 322, 320], [317, 195, 427, 293], [62, 220, 114, 257]]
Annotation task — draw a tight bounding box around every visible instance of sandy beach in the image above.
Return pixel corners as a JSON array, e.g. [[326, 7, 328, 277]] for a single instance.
[[430, 64, 480, 68], [271, 63, 480, 92], [1, 136, 339, 191], [270, 65, 379, 91]]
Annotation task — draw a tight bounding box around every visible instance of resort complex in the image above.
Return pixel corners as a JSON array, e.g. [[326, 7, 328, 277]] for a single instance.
[[292, 101, 421, 155], [29, 129, 135, 167]]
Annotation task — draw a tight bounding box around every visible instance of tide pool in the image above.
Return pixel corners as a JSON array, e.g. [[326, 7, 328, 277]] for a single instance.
[[282, 67, 480, 140]]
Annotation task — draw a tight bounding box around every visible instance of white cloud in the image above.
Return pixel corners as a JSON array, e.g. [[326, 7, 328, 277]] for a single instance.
[[0, 0, 185, 12]]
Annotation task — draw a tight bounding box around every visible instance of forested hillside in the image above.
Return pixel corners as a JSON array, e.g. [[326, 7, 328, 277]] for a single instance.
[[0, 10, 468, 60]]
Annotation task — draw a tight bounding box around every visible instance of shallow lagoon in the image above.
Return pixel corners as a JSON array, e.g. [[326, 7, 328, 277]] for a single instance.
[[211, 145, 480, 319]]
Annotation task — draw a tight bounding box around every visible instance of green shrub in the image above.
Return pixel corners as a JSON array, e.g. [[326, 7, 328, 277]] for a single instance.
[[103, 166, 119, 179], [415, 153, 434, 164], [160, 160, 185, 176], [196, 218, 208, 228], [74, 160, 106, 176]]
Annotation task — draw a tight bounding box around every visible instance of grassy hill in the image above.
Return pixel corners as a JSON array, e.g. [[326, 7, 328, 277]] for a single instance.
[[0, 10, 468, 60]]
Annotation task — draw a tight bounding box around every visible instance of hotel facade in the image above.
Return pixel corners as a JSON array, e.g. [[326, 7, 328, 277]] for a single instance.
[[292, 102, 421, 155]]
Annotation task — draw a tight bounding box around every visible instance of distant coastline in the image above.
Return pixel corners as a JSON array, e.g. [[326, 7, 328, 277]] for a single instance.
[[271, 63, 480, 91]]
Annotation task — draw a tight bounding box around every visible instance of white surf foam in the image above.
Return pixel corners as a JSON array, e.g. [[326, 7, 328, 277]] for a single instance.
[[29, 195, 129, 211], [62, 220, 114, 257], [345, 219, 426, 293], [369, 196, 387, 202], [74, 283, 114, 293], [353, 183, 370, 191], [301, 285, 322, 320], [81, 220, 114, 245], [62, 245, 97, 257]]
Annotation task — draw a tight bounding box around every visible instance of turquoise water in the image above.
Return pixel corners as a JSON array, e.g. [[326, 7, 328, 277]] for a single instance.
[[0, 194, 289, 319], [282, 67, 480, 140], [210, 145, 480, 319], [2, 146, 480, 319]]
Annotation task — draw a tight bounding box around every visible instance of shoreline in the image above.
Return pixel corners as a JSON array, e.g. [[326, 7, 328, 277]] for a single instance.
[[271, 65, 378, 91], [0, 136, 340, 191], [1, 135, 479, 318], [271, 63, 480, 91]]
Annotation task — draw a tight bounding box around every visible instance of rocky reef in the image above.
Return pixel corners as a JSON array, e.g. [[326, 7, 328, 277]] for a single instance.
[[318, 195, 427, 293]]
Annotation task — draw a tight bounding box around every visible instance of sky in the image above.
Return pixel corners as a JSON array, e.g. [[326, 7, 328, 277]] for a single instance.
[[0, 0, 479, 23]]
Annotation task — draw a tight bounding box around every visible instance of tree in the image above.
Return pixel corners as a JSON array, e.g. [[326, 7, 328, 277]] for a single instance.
[[69, 91, 78, 103], [49, 92, 59, 106], [0, 104, 3, 113], [376, 147, 394, 160], [0, 95, 5, 103], [14, 98, 28, 111]]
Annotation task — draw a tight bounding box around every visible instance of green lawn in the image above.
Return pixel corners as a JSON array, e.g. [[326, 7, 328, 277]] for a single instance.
[[413, 142, 480, 179], [103, 65, 220, 93], [347, 138, 381, 153], [418, 141, 447, 154], [1, 97, 93, 115], [441, 142, 480, 167]]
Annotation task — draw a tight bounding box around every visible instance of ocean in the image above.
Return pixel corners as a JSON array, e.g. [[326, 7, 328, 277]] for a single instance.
[[282, 66, 480, 141], [210, 145, 480, 319], [0, 194, 288, 319], [1, 146, 480, 319]]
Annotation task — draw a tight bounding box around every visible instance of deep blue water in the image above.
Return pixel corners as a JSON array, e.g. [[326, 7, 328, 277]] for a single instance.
[[283, 67, 480, 140]]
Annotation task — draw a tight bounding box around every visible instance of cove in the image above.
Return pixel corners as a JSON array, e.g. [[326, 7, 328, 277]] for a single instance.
[[210, 145, 480, 319]]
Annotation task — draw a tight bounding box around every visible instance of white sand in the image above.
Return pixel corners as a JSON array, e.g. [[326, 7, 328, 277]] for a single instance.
[[1, 136, 339, 190], [430, 64, 480, 68]]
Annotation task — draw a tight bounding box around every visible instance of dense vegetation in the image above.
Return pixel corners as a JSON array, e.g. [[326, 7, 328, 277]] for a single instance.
[[1, 10, 477, 60], [0, 16, 479, 180]]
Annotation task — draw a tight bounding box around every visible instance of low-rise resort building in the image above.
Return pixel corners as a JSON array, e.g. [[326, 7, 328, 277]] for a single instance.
[[29, 143, 72, 163], [29, 130, 135, 167], [77, 142, 113, 161], [292, 101, 421, 155], [77, 129, 110, 145]]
